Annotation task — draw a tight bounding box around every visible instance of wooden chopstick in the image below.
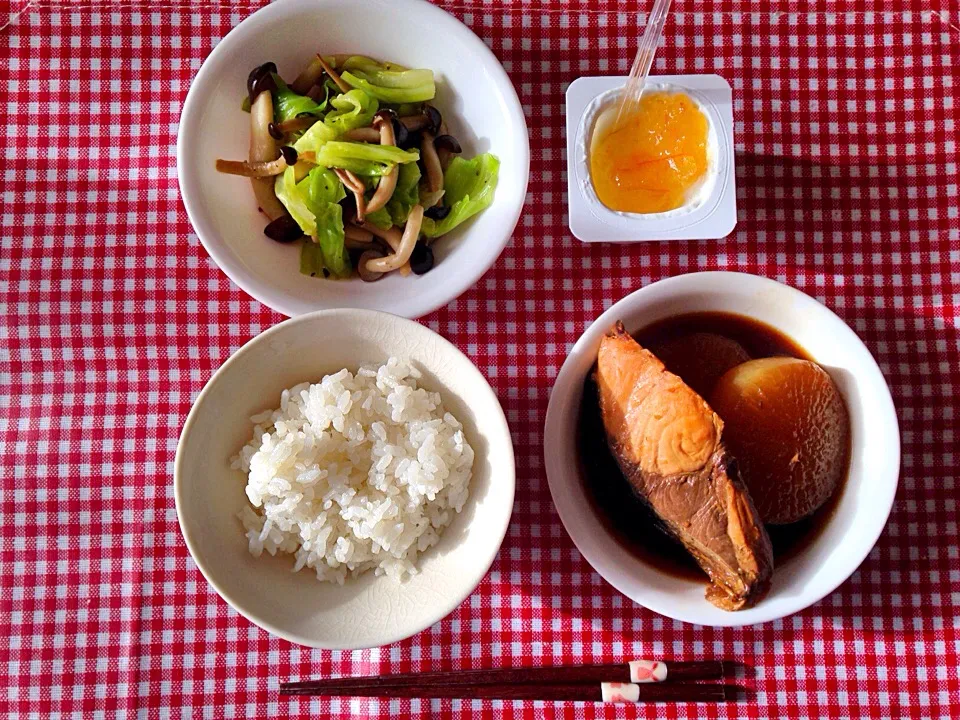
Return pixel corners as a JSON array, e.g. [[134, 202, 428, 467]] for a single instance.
[[280, 659, 723, 693], [280, 681, 734, 703]]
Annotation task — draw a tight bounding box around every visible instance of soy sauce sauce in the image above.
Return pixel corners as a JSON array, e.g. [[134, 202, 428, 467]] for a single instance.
[[577, 312, 849, 581]]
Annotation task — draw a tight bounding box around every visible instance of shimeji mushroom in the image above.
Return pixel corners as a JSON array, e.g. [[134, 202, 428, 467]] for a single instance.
[[247, 67, 286, 220], [363, 205, 424, 274], [420, 132, 444, 196], [315, 54, 351, 94], [334, 168, 368, 223], [216, 146, 299, 178], [365, 111, 401, 214]]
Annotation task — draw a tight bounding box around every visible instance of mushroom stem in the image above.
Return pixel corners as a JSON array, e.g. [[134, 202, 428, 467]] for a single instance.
[[366, 115, 399, 213], [433, 134, 462, 171], [290, 57, 325, 94], [358, 222, 402, 250], [357, 222, 411, 275], [334, 168, 367, 223], [344, 225, 374, 243], [274, 116, 320, 134], [336, 168, 366, 195], [316, 54, 351, 94], [249, 90, 286, 220], [250, 90, 277, 163], [438, 151, 453, 171], [341, 127, 382, 143], [364, 205, 424, 274], [421, 132, 444, 194], [216, 156, 289, 177], [344, 225, 376, 249], [399, 115, 428, 131]]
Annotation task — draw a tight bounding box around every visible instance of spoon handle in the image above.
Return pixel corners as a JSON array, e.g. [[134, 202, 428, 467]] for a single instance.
[[616, 0, 674, 125]]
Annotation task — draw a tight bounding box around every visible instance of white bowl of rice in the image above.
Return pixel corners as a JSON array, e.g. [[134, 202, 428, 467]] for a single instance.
[[175, 309, 515, 649]]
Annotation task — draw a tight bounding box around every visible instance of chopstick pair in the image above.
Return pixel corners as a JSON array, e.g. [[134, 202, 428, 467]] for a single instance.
[[281, 659, 737, 704]]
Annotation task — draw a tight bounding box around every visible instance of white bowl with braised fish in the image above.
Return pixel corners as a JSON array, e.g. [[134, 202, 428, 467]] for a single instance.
[[177, 0, 529, 318], [544, 272, 900, 627], [175, 309, 515, 648]]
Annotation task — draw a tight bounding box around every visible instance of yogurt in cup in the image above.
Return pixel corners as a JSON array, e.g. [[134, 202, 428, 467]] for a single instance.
[[565, 75, 736, 242]]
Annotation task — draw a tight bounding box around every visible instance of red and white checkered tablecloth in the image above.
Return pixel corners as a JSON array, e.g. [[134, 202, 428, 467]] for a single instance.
[[2, 0, 959, 717]]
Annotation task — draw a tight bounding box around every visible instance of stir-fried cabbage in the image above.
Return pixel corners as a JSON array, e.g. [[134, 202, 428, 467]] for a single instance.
[[293, 119, 339, 155], [234, 55, 503, 280], [387, 162, 422, 226], [275, 166, 350, 278], [421, 154, 500, 237], [363, 206, 393, 230], [340, 58, 435, 104], [323, 89, 378, 134], [337, 56, 409, 73], [311, 141, 419, 177], [273, 75, 327, 122]]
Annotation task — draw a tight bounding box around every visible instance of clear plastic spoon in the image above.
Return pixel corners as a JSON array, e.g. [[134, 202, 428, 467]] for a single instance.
[[615, 0, 674, 127]]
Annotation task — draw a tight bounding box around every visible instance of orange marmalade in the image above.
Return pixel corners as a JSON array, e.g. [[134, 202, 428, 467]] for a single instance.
[[589, 91, 709, 214]]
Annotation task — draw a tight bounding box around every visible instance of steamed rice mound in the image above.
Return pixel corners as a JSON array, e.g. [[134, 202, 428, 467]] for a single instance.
[[232, 358, 474, 583]]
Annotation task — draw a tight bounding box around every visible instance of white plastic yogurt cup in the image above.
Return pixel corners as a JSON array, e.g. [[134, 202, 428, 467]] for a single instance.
[[565, 75, 737, 242]]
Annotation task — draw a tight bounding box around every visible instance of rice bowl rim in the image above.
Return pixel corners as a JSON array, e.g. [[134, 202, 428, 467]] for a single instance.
[[174, 308, 516, 648]]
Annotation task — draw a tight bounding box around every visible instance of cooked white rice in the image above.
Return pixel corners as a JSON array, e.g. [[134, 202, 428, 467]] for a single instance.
[[231, 357, 474, 583]]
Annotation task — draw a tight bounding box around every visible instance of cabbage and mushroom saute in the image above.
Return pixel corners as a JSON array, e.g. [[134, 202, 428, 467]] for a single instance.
[[215, 54, 501, 281]]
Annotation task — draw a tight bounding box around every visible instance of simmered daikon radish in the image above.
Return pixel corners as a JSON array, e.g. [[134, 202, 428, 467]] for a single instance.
[[710, 358, 850, 525]]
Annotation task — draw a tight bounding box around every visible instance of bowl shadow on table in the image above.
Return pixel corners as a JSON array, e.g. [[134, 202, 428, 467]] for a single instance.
[[842, 304, 954, 606], [775, 300, 953, 626], [734, 151, 914, 228]]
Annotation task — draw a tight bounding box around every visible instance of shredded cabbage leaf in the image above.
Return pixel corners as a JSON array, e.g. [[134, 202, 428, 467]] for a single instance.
[[299, 242, 325, 277], [363, 206, 393, 230], [274, 167, 316, 235], [273, 75, 327, 123], [338, 56, 409, 73], [386, 102, 424, 117], [421, 154, 500, 238], [311, 141, 419, 177], [274, 166, 351, 278], [341, 65, 435, 104], [387, 162, 422, 226], [293, 119, 339, 156], [323, 89, 378, 134]]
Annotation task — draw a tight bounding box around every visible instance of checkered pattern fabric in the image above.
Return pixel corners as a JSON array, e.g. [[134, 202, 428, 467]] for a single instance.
[[2, 1, 958, 717]]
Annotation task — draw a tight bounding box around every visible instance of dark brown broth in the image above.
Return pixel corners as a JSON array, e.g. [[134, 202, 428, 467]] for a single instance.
[[577, 312, 849, 581]]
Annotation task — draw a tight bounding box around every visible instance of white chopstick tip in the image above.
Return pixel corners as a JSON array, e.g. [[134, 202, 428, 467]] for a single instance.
[[601, 682, 641, 702], [629, 659, 668, 683]]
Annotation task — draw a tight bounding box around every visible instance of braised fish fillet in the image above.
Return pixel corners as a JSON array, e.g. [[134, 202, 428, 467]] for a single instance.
[[596, 322, 773, 610]]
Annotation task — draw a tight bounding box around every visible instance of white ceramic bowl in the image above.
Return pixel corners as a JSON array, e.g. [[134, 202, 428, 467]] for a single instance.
[[175, 310, 515, 648], [178, 0, 529, 318], [544, 272, 900, 627]]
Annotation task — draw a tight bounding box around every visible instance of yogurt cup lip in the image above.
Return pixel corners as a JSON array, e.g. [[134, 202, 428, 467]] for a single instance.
[[578, 83, 722, 223]]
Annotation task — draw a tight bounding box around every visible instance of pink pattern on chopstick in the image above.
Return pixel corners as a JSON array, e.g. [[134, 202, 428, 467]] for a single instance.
[[601, 682, 641, 703], [629, 659, 668, 683]]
